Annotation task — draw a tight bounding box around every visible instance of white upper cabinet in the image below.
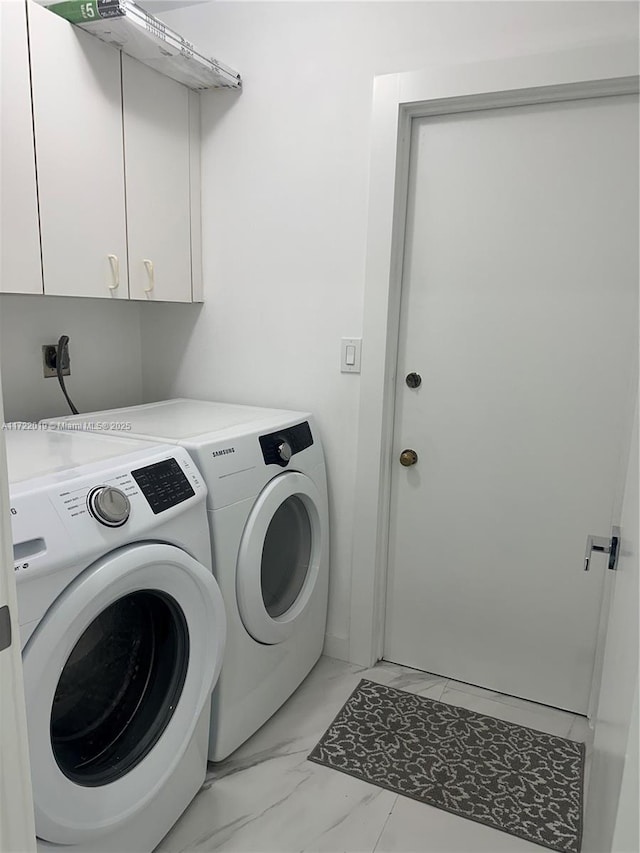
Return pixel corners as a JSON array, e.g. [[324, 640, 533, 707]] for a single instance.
[[28, 0, 129, 299], [1, 0, 43, 295], [122, 56, 194, 303], [2, 2, 202, 303]]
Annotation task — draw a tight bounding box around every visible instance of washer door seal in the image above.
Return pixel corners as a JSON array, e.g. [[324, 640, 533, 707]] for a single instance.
[[236, 472, 326, 644], [23, 543, 226, 845]]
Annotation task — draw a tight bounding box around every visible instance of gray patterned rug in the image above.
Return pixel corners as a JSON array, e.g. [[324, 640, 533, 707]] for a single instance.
[[308, 679, 584, 853]]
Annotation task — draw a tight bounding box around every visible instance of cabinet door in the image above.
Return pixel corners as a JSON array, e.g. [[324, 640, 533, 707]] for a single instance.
[[28, 1, 128, 299], [122, 55, 192, 303], [1, 0, 43, 295]]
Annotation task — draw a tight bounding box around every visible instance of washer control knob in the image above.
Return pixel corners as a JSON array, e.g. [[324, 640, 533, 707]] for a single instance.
[[277, 440, 292, 464], [88, 486, 130, 527]]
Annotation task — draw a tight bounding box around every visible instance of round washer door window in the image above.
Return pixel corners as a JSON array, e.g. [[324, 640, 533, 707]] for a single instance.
[[23, 543, 226, 846], [51, 589, 188, 787], [236, 472, 327, 644]]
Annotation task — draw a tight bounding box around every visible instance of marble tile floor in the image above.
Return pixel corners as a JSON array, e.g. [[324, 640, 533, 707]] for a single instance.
[[156, 657, 593, 853]]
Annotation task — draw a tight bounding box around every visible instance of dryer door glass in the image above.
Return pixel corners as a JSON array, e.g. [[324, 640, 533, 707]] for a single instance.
[[261, 495, 312, 617], [50, 590, 189, 787]]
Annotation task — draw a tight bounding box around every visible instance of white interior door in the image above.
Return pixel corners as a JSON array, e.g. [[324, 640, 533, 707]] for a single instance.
[[0, 380, 36, 851], [583, 396, 638, 853], [385, 94, 638, 714]]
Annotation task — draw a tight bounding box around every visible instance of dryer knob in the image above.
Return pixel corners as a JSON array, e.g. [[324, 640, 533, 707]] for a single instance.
[[277, 440, 292, 463], [88, 486, 131, 527]]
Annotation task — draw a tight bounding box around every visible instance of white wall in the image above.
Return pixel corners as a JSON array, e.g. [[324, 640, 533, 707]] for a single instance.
[[0, 295, 144, 423], [136, 0, 639, 656]]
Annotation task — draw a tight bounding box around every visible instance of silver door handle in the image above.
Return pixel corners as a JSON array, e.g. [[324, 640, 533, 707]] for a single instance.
[[584, 526, 620, 572]]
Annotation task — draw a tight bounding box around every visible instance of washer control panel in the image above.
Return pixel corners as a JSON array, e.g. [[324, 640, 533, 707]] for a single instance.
[[10, 447, 207, 588], [131, 457, 195, 514]]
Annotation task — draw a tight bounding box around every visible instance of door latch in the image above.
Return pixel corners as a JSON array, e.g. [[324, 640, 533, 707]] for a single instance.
[[584, 526, 620, 572]]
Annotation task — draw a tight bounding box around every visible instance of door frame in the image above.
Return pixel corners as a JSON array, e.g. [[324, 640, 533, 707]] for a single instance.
[[0, 385, 37, 849], [348, 42, 639, 668]]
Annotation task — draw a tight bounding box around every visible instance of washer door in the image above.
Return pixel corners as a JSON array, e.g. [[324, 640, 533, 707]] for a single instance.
[[236, 472, 326, 644], [22, 543, 226, 845]]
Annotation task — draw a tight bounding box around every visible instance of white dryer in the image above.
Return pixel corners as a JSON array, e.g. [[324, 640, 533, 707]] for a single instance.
[[6, 427, 226, 851], [44, 399, 329, 761]]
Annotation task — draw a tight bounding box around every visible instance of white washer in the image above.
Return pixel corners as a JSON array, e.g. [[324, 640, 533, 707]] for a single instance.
[[44, 399, 329, 761], [6, 427, 226, 851]]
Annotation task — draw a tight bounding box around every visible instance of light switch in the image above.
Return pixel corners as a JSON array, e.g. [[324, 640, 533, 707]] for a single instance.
[[341, 337, 362, 373]]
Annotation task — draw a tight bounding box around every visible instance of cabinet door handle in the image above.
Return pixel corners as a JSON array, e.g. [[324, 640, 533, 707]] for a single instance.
[[107, 254, 120, 290], [143, 259, 155, 294]]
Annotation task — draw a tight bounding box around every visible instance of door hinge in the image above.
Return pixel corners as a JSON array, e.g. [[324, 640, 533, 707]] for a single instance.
[[584, 526, 620, 572], [0, 605, 12, 652]]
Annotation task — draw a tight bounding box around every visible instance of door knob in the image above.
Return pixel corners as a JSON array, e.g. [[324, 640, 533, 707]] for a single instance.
[[400, 449, 418, 467], [406, 372, 422, 389]]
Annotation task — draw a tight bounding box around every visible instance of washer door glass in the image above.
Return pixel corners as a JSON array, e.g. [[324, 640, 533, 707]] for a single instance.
[[261, 495, 312, 618], [51, 590, 188, 787]]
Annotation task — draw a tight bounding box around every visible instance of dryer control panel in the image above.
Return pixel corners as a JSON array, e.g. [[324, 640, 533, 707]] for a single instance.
[[259, 422, 313, 467]]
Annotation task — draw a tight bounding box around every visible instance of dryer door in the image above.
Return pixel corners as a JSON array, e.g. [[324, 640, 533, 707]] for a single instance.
[[22, 543, 226, 845], [236, 472, 327, 644]]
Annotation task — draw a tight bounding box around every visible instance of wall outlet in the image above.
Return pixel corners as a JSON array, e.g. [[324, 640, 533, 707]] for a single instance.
[[42, 344, 70, 378]]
